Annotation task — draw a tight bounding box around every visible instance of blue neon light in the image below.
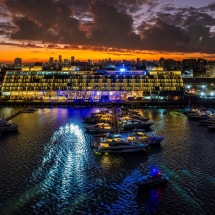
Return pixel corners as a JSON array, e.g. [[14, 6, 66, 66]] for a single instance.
[[148, 166, 160, 177], [119, 68, 126, 72]]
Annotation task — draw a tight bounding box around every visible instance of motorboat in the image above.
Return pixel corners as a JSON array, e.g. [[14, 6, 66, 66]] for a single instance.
[[0, 118, 18, 132], [199, 119, 215, 126], [85, 122, 113, 133], [136, 166, 168, 189], [120, 115, 149, 122], [83, 116, 113, 124], [83, 113, 113, 124], [184, 108, 208, 116], [121, 120, 153, 131], [127, 131, 164, 146], [199, 114, 215, 125], [187, 109, 214, 121], [119, 108, 149, 122], [93, 133, 149, 153], [184, 108, 200, 115], [188, 113, 209, 121], [120, 107, 140, 115]]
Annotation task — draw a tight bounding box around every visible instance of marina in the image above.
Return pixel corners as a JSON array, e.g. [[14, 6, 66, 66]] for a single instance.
[[0, 107, 215, 214]]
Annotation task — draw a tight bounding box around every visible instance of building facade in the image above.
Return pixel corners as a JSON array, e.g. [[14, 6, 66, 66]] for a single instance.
[[1, 67, 184, 101]]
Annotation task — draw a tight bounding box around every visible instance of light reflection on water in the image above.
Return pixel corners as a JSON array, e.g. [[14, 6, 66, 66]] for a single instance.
[[30, 122, 100, 214], [0, 107, 215, 215]]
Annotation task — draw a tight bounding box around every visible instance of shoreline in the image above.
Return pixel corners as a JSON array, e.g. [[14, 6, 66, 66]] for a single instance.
[[0, 100, 215, 108]]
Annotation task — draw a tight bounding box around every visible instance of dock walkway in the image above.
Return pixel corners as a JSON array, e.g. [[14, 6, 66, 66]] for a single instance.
[[4, 107, 32, 121]]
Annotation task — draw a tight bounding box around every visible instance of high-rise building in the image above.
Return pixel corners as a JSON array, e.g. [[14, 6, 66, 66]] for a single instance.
[[88, 59, 93, 65], [182, 59, 196, 68], [64, 59, 69, 66], [196, 58, 207, 70], [59, 55, 62, 64], [71, 56, 75, 63], [164, 59, 176, 70], [49, 57, 54, 65], [14, 58, 22, 69], [159, 57, 165, 67]]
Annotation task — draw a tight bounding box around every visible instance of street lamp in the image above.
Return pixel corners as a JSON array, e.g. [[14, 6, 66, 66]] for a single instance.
[[186, 85, 191, 95], [202, 85, 206, 91], [187, 85, 191, 90], [200, 92, 205, 97]]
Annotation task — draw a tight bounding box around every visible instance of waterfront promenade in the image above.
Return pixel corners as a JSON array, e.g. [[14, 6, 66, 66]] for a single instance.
[[0, 99, 215, 108]]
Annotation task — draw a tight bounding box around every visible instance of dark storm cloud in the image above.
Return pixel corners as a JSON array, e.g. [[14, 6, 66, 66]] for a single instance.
[[59, 0, 90, 17], [4, 0, 59, 27], [202, 3, 215, 11], [183, 11, 215, 27], [11, 17, 43, 40], [155, 12, 184, 26], [145, 4, 215, 53], [21, 43, 43, 48], [89, 1, 140, 48], [1, 0, 215, 53], [101, 0, 156, 13], [60, 0, 156, 16], [139, 18, 215, 53], [46, 44, 61, 49], [0, 6, 10, 18], [139, 20, 190, 52], [0, 30, 6, 35], [185, 24, 215, 53], [4, 0, 87, 44], [0, 22, 16, 37], [155, 5, 215, 29], [0, 40, 42, 48]]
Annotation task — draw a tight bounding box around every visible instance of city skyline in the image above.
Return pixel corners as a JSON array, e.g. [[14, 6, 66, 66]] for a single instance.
[[1, 0, 215, 62]]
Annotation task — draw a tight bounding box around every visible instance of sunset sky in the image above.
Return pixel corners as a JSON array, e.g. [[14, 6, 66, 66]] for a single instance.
[[0, 0, 215, 63]]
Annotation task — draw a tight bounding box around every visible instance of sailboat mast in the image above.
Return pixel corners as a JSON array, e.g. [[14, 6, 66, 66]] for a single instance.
[[112, 107, 119, 134]]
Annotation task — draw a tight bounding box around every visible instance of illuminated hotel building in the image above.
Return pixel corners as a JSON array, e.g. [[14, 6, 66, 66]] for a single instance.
[[1, 67, 184, 101]]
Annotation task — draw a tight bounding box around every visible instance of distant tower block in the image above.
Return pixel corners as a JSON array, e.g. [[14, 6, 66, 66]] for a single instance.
[[14, 58, 22, 69], [71, 56, 75, 63], [49, 57, 54, 65], [59, 55, 62, 64]]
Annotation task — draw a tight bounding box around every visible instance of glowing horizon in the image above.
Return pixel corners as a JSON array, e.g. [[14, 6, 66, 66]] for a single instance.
[[1, 1, 215, 63], [1, 45, 215, 64]]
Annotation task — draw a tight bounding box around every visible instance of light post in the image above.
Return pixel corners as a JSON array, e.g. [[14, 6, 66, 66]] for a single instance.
[[200, 92, 205, 106], [202, 85, 206, 93], [210, 92, 214, 100], [186, 85, 191, 92], [186, 85, 191, 107]]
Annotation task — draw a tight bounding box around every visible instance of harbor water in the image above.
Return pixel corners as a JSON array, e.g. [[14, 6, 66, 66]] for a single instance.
[[0, 107, 215, 215]]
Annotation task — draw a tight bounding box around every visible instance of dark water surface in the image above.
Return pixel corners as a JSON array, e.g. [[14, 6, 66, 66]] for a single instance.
[[0, 107, 215, 215]]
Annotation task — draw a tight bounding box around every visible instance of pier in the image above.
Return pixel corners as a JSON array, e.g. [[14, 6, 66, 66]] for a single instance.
[[4, 107, 33, 121]]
